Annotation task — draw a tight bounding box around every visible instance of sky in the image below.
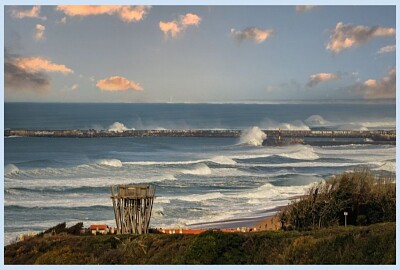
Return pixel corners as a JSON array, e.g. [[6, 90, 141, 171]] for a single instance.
[[4, 5, 396, 103]]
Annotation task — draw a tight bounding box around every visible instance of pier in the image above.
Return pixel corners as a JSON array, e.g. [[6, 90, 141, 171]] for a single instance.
[[4, 129, 396, 142]]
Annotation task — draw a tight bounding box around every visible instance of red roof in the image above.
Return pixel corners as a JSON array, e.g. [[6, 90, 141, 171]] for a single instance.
[[90, 224, 108, 230]]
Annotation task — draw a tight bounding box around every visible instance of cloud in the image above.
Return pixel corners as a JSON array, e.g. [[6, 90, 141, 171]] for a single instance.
[[356, 68, 395, 99], [14, 56, 73, 74], [180, 13, 201, 26], [71, 84, 78, 91], [326, 22, 395, 53], [159, 21, 181, 38], [295, 6, 318, 12], [96, 76, 143, 92], [5, 51, 50, 93], [307, 73, 339, 87], [10, 6, 46, 20], [377, 44, 395, 54], [57, 17, 67, 24], [230, 27, 274, 44], [34, 24, 45, 41], [56, 5, 151, 22], [159, 13, 201, 38]]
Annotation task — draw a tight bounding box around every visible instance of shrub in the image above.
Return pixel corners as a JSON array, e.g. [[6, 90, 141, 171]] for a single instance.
[[279, 169, 395, 230]]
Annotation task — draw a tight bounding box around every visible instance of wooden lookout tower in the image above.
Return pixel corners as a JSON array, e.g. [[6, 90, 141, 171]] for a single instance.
[[110, 185, 156, 234]]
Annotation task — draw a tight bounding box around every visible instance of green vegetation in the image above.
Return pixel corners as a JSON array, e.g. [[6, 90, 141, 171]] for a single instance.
[[279, 169, 395, 230], [4, 222, 395, 264]]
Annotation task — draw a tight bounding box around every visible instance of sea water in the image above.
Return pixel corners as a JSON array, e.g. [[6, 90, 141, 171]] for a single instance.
[[4, 103, 396, 244]]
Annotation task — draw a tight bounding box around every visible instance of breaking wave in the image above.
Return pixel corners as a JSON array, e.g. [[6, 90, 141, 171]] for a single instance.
[[279, 145, 319, 160], [372, 161, 396, 172], [305, 115, 331, 127], [5, 164, 20, 176], [238, 126, 266, 146], [181, 164, 212, 175], [108, 122, 134, 132], [172, 192, 224, 202], [97, 159, 123, 167], [260, 118, 310, 130]]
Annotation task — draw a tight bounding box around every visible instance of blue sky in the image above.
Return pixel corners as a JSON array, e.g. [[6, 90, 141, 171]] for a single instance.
[[4, 5, 396, 102]]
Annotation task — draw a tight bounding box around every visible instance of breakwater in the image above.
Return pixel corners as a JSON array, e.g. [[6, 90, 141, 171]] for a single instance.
[[4, 129, 396, 141]]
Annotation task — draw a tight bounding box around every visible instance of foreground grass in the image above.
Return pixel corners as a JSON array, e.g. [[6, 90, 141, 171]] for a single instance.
[[5, 222, 395, 265]]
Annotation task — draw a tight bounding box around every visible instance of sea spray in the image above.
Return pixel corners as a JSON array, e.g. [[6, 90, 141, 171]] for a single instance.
[[239, 126, 267, 146], [305, 115, 331, 127], [108, 122, 134, 132], [260, 118, 310, 130]]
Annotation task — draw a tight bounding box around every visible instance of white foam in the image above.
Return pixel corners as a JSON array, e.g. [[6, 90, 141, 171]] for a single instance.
[[260, 118, 310, 130], [169, 192, 224, 202], [181, 164, 212, 175], [209, 156, 237, 165], [372, 161, 396, 172], [239, 126, 266, 146], [279, 145, 319, 160], [97, 159, 123, 167], [305, 115, 332, 127], [108, 122, 134, 132], [5, 164, 20, 176]]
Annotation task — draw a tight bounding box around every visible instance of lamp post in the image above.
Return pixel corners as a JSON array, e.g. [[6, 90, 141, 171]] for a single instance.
[[344, 212, 348, 228]]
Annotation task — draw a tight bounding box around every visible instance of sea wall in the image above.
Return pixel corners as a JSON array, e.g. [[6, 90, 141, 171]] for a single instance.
[[4, 129, 396, 141]]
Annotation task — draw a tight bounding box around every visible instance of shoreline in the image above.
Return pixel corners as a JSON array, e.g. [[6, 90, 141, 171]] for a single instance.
[[188, 205, 289, 231]]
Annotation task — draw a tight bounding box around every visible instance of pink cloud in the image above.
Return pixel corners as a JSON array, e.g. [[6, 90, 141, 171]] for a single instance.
[[307, 73, 339, 87], [159, 21, 181, 38], [159, 13, 201, 38], [326, 22, 395, 53], [180, 13, 201, 26], [56, 5, 151, 22], [14, 56, 73, 74], [357, 68, 395, 99], [96, 76, 143, 92], [11, 6, 46, 20]]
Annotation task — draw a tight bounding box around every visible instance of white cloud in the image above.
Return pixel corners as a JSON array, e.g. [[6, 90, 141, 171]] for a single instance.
[[11, 6, 46, 20], [326, 22, 395, 53], [34, 24, 45, 41], [230, 27, 273, 44], [377, 45, 395, 54], [307, 73, 339, 87]]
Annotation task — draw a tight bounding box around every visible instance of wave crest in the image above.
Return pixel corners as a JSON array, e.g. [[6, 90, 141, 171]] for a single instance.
[[97, 159, 123, 167], [5, 164, 20, 176], [181, 164, 212, 175], [279, 145, 319, 160]]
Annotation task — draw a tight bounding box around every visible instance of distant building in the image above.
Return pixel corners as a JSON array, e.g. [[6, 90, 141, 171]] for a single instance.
[[90, 224, 108, 235]]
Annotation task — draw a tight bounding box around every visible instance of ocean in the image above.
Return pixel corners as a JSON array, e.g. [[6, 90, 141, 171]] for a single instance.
[[4, 103, 396, 244]]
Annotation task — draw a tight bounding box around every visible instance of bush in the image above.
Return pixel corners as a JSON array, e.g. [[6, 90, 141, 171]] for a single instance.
[[279, 169, 395, 230]]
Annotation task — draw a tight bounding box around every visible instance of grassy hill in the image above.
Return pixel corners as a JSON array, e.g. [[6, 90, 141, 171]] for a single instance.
[[5, 222, 395, 265]]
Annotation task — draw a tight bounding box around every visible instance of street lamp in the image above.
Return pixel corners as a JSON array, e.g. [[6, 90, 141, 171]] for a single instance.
[[344, 212, 348, 227]]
